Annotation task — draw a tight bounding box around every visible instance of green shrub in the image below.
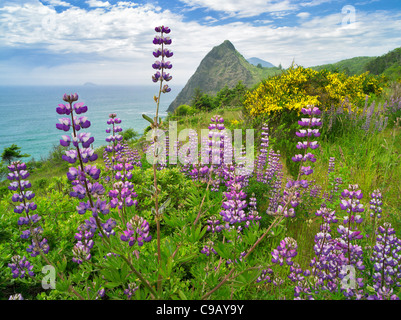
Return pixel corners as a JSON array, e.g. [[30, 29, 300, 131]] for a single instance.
[[174, 104, 196, 116]]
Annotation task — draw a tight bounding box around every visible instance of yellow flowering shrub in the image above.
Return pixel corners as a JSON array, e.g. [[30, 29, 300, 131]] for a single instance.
[[244, 65, 383, 117]]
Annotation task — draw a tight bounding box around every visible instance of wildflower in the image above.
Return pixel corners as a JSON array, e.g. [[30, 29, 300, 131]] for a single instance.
[[201, 241, 218, 256], [124, 283, 139, 299], [8, 255, 34, 279], [370, 189, 383, 219], [152, 26, 173, 88], [120, 215, 152, 247], [370, 222, 401, 298], [271, 237, 298, 266], [256, 124, 269, 182], [7, 161, 49, 258]]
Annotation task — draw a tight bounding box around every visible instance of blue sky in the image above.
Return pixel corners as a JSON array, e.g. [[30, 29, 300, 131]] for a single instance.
[[0, 0, 400, 85]]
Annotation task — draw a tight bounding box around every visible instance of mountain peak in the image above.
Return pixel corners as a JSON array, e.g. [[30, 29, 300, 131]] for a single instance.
[[221, 40, 235, 50], [167, 40, 275, 113]]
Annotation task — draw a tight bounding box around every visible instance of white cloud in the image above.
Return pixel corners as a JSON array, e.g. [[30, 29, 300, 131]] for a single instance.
[[86, 0, 111, 8], [178, 0, 297, 18], [254, 19, 273, 24], [0, 0, 401, 86], [203, 16, 218, 24], [45, 0, 71, 7], [297, 12, 310, 19], [300, 0, 332, 7]]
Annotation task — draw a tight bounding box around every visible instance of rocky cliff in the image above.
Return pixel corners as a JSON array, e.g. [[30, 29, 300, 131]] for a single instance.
[[167, 40, 278, 112]]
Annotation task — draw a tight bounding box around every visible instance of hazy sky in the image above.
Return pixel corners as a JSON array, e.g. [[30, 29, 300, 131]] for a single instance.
[[1, 0, 400, 86]]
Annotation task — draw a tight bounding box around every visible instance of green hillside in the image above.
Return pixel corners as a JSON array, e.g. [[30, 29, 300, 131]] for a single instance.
[[311, 47, 401, 81], [311, 56, 376, 75], [365, 47, 401, 81]]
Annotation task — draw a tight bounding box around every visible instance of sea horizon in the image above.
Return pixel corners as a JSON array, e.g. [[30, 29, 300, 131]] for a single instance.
[[0, 84, 182, 162]]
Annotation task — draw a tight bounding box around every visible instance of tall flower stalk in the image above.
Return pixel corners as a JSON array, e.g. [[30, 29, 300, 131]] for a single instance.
[[7, 160, 84, 299], [57, 94, 108, 237], [150, 25, 173, 295]]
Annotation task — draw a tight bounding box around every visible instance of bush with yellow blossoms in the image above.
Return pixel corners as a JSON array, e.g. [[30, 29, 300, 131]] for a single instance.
[[244, 65, 383, 118]]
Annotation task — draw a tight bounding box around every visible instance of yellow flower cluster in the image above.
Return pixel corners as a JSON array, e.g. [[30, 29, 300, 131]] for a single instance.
[[244, 65, 383, 116]]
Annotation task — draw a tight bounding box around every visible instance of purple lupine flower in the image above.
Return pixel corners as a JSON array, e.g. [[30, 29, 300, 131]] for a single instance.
[[328, 157, 335, 174], [62, 93, 79, 103], [206, 216, 222, 233], [27, 238, 49, 257], [152, 26, 173, 88], [220, 186, 247, 224], [109, 180, 138, 210], [8, 255, 35, 279], [57, 94, 98, 167], [161, 26, 171, 33], [56, 103, 72, 115], [370, 189, 383, 219], [90, 198, 110, 217], [207, 115, 229, 191], [124, 283, 139, 299], [162, 72, 172, 81], [62, 149, 78, 164], [266, 150, 283, 214], [72, 241, 93, 264], [256, 124, 269, 183], [161, 84, 171, 93], [300, 166, 313, 176], [200, 241, 218, 256], [56, 117, 71, 131], [71, 219, 98, 264], [163, 48, 173, 58], [339, 185, 365, 213], [120, 215, 152, 247], [326, 184, 366, 299], [286, 104, 322, 218], [369, 222, 401, 298], [271, 237, 298, 266], [73, 102, 88, 114], [246, 194, 261, 227], [7, 161, 49, 258], [256, 268, 273, 283]]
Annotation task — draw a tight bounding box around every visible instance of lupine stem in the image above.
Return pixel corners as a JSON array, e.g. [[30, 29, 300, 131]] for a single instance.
[[193, 169, 213, 225], [119, 254, 157, 299]]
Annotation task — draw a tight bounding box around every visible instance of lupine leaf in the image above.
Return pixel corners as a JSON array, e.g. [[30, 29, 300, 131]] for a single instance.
[[142, 113, 154, 124]]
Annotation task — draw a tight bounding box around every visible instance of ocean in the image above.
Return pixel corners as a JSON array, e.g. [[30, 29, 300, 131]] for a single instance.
[[0, 85, 182, 162]]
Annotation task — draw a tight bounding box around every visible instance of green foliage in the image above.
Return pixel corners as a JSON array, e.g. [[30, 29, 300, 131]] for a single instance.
[[122, 128, 139, 141], [191, 89, 217, 111], [191, 81, 248, 112], [312, 56, 377, 76], [1, 144, 30, 164], [174, 104, 197, 116], [365, 47, 401, 78]]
